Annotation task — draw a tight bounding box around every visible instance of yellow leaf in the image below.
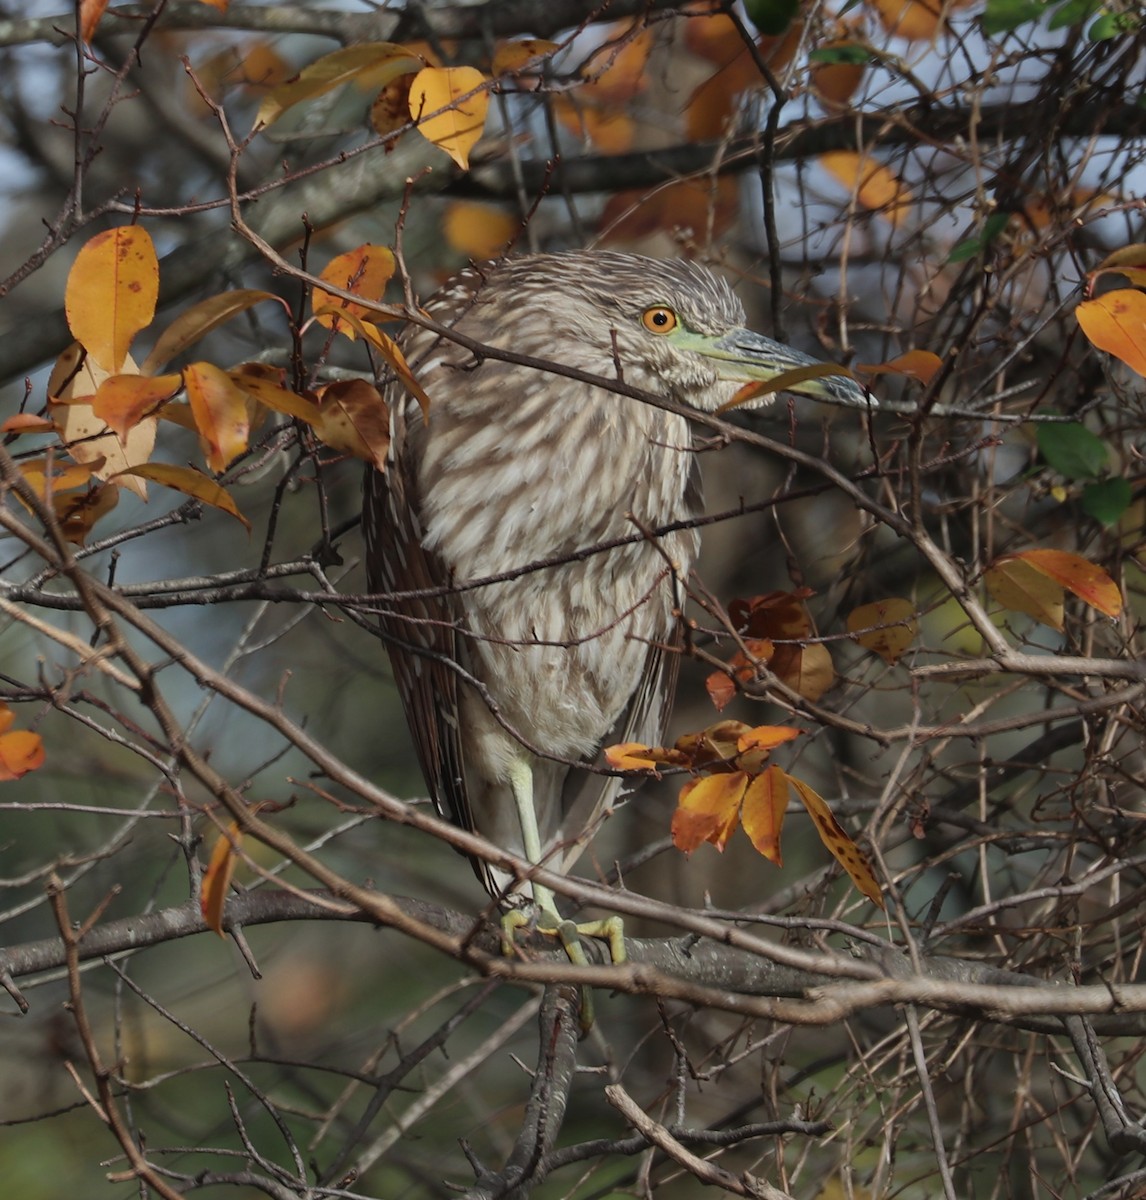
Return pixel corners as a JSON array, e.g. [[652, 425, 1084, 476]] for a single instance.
[[604, 742, 661, 772], [846, 598, 918, 664], [821, 151, 912, 226], [772, 641, 835, 702], [114, 463, 250, 529], [984, 556, 1065, 630], [740, 766, 789, 865], [229, 366, 321, 425], [867, 0, 944, 39], [312, 245, 396, 333], [90, 373, 182, 441], [201, 820, 242, 937], [18, 457, 98, 502], [995, 549, 1122, 621], [253, 43, 425, 130], [856, 349, 942, 385], [54, 484, 119, 546], [490, 38, 559, 80], [360, 323, 433, 420], [184, 361, 253, 473], [443, 202, 517, 260], [64, 227, 159, 372], [408, 66, 489, 169], [671, 772, 748, 854], [786, 772, 883, 907], [1076, 290, 1146, 378], [141, 289, 282, 375]]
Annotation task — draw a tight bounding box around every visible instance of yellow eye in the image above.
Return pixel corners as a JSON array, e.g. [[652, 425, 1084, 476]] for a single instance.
[[641, 306, 678, 334]]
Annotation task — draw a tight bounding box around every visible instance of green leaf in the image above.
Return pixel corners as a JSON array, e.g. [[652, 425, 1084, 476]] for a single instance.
[[982, 0, 1047, 34], [1037, 422, 1108, 480], [1081, 477, 1132, 525], [1047, 0, 1100, 28], [744, 0, 801, 35], [948, 211, 1012, 262], [1088, 10, 1138, 39], [809, 45, 871, 64]]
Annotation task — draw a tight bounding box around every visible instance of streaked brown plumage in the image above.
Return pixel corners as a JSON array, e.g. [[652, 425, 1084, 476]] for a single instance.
[[363, 252, 865, 918]]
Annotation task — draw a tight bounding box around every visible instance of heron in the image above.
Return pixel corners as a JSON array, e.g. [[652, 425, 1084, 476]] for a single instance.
[[363, 251, 866, 957]]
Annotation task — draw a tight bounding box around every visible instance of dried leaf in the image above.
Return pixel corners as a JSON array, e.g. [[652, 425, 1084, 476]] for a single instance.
[[19, 457, 99, 502], [141, 289, 282, 374], [408, 66, 489, 169], [369, 73, 418, 137], [490, 38, 559, 81], [64, 227, 159, 373], [184, 361, 254, 472], [771, 641, 835, 702], [313, 245, 396, 333], [740, 766, 789, 865], [53, 484, 120, 546], [313, 379, 391, 471], [821, 151, 912, 226], [1076, 290, 1146, 378], [254, 43, 425, 130], [79, 0, 109, 44], [201, 820, 241, 936], [671, 772, 748, 854], [786, 772, 883, 907], [229, 365, 322, 425], [996, 549, 1122, 620], [115, 463, 250, 529], [846, 598, 918, 664]]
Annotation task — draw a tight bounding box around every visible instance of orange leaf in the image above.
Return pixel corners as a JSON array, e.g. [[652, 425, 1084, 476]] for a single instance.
[[360, 323, 433, 420], [0, 413, 56, 435], [855, 350, 942, 385], [811, 44, 865, 109], [997, 549, 1122, 620], [867, 0, 944, 39], [598, 178, 738, 244], [313, 379, 391, 471], [141, 289, 282, 375], [114, 463, 250, 529], [0, 730, 46, 781], [490, 38, 559, 81], [79, 0, 109, 44], [443, 202, 517, 260], [229, 366, 322, 425], [984, 556, 1064, 630], [312, 245, 396, 333], [1076, 290, 1146, 378], [771, 641, 835, 702], [184, 361, 253, 473], [54, 484, 120, 546], [90, 373, 182, 440], [846, 598, 918, 664], [740, 766, 789, 865], [18, 457, 98, 502], [736, 725, 802, 754], [604, 742, 661, 772], [49, 345, 157, 502], [785, 772, 883, 907], [253, 43, 425, 130], [201, 820, 242, 936], [671, 772, 748, 854], [64, 227, 159, 372], [408, 66, 489, 170], [821, 151, 912, 226], [0, 706, 13, 735]]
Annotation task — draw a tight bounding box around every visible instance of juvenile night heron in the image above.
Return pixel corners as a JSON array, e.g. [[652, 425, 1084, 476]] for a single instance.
[[363, 252, 865, 948]]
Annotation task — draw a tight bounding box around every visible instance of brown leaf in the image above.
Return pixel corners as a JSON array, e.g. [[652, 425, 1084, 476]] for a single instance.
[[408, 66, 489, 169], [53, 483, 120, 546], [64, 227, 159, 372], [671, 772, 748, 854], [313, 379, 391, 471], [740, 766, 789, 865], [201, 820, 242, 937], [811, 43, 866, 109], [856, 350, 942, 385], [771, 641, 835, 702], [785, 772, 883, 907], [184, 361, 253, 473], [115, 463, 250, 529]]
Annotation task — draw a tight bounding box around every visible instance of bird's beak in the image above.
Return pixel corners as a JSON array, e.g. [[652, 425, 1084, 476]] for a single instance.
[[688, 327, 872, 408]]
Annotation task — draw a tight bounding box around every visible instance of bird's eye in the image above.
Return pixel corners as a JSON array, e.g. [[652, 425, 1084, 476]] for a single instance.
[[641, 306, 678, 334]]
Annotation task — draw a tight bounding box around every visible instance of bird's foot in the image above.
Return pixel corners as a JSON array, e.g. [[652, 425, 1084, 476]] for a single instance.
[[501, 907, 625, 1032]]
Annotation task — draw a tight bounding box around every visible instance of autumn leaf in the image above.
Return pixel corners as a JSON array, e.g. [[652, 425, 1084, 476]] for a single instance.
[[867, 0, 944, 39], [985, 555, 1065, 629], [312, 245, 396, 333], [821, 152, 912, 226], [740, 766, 789, 865], [141, 289, 283, 375], [604, 742, 662, 772], [443, 202, 517, 260], [671, 772, 749, 854], [253, 43, 425, 130], [847, 598, 918, 664], [785, 772, 883, 907], [90, 373, 182, 440], [201, 820, 242, 936], [229, 365, 322, 425], [490, 38, 559, 82], [79, 0, 109, 45], [1076, 290, 1146, 378], [64, 227, 159, 373], [313, 379, 391, 471], [114, 463, 250, 529], [18, 457, 98, 502], [855, 350, 942, 385], [408, 66, 489, 169], [994, 549, 1122, 620], [54, 484, 120, 546], [810, 41, 866, 108], [0, 729, 46, 781], [0, 413, 56, 435], [184, 361, 254, 472]]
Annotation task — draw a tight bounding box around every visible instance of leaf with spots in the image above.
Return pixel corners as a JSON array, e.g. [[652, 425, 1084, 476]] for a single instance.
[[785, 772, 883, 907], [671, 772, 749, 854]]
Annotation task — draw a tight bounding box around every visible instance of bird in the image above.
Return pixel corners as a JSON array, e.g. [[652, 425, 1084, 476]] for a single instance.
[[363, 251, 866, 951]]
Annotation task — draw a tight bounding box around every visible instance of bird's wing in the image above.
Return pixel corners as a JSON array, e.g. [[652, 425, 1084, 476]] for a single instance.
[[363, 399, 474, 838]]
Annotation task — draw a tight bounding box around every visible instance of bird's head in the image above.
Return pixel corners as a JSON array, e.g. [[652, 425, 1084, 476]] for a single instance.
[[481, 252, 870, 413]]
